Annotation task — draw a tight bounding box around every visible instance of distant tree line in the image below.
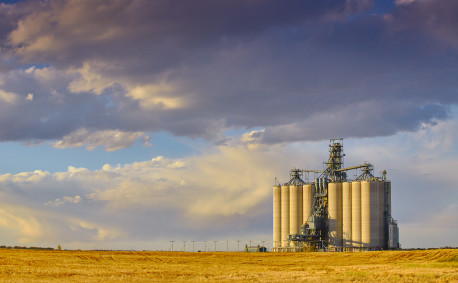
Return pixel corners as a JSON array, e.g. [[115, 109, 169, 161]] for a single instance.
[[402, 246, 457, 250], [0, 245, 54, 250]]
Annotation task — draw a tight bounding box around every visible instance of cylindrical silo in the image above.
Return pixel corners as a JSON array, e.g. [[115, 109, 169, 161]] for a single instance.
[[361, 181, 371, 248], [281, 185, 290, 248], [273, 185, 281, 250], [328, 182, 342, 248], [383, 181, 391, 249], [342, 182, 352, 248], [289, 185, 303, 247], [377, 181, 385, 248], [351, 181, 361, 248], [362, 181, 379, 248], [303, 184, 312, 224], [385, 181, 391, 217]]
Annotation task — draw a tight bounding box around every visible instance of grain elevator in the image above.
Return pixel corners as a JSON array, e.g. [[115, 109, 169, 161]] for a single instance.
[[273, 139, 399, 252]]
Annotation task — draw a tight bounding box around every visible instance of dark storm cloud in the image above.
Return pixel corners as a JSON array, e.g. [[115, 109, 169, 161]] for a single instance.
[[0, 0, 456, 144], [4, 0, 347, 67]]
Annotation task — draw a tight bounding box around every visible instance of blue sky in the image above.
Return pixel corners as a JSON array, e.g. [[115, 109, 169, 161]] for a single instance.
[[0, 0, 456, 250]]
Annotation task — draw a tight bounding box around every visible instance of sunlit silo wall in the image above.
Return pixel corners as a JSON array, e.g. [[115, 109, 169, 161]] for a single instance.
[[302, 184, 313, 224], [342, 182, 352, 247], [377, 181, 385, 248], [351, 181, 361, 248], [361, 180, 386, 248], [281, 185, 290, 248], [289, 185, 303, 247], [328, 182, 342, 247], [273, 185, 281, 251]]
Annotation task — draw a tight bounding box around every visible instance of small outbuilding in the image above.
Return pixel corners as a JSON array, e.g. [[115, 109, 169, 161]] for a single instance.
[[244, 244, 267, 252]]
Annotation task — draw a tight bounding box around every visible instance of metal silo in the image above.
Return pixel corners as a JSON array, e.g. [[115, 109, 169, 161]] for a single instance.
[[342, 182, 352, 248], [364, 181, 380, 248], [361, 181, 371, 248], [281, 185, 290, 248], [388, 220, 399, 249], [384, 181, 391, 249], [303, 184, 313, 224], [328, 182, 342, 248], [351, 181, 361, 248], [289, 185, 303, 247], [377, 181, 385, 248], [273, 185, 282, 251], [385, 181, 391, 217]]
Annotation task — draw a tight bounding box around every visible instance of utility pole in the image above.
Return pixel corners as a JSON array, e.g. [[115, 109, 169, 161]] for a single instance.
[[226, 241, 229, 252], [170, 241, 175, 252], [214, 241, 217, 252], [182, 241, 187, 252]]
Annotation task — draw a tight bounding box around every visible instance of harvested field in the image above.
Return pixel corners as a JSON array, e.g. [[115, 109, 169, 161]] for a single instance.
[[0, 248, 456, 282]]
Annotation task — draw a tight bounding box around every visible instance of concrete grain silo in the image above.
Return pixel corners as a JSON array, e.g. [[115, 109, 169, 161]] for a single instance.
[[328, 182, 342, 248], [289, 185, 303, 248], [351, 181, 362, 248], [342, 181, 352, 247], [273, 139, 399, 252], [377, 181, 385, 248], [361, 181, 373, 248], [302, 184, 313, 224], [281, 185, 290, 249], [272, 185, 281, 251]]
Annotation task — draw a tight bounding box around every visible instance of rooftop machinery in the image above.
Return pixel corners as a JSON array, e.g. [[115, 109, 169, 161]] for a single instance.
[[273, 139, 399, 252]]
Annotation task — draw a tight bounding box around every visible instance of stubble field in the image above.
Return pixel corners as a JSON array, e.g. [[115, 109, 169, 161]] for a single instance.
[[0, 248, 456, 282]]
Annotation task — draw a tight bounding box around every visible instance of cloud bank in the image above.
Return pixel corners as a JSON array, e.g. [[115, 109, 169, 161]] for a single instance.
[[0, 119, 457, 249], [0, 0, 455, 148]]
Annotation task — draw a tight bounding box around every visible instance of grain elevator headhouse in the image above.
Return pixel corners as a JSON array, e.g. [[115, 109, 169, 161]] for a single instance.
[[272, 139, 399, 252]]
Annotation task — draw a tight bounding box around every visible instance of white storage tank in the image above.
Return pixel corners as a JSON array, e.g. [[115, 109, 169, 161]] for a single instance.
[[384, 181, 392, 248], [273, 185, 282, 250], [281, 185, 290, 248], [351, 181, 361, 248], [342, 182, 352, 247], [328, 182, 342, 248], [361, 181, 371, 248], [289, 185, 303, 247], [377, 181, 385, 248], [388, 221, 399, 249], [303, 184, 313, 224], [362, 181, 384, 248]]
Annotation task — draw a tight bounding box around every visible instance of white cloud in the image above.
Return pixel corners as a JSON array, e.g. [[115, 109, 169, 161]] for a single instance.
[[67, 62, 116, 95], [240, 129, 265, 150], [0, 206, 44, 243], [0, 139, 294, 247], [126, 83, 186, 109], [25, 93, 33, 101], [69, 219, 123, 242], [53, 128, 146, 151], [395, 0, 417, 6], [45, 195, 82, 207], [0, 89, 18, 103]]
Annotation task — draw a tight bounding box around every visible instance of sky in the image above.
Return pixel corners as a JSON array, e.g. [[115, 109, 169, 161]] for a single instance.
[[0, 0, 456, 250]]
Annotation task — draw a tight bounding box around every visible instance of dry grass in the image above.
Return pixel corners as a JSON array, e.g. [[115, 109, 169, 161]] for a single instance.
[[0, 248, 456, 282]]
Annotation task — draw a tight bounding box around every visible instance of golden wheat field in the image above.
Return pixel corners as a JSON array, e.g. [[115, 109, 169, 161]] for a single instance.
[[0, 248, 456, 282]]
